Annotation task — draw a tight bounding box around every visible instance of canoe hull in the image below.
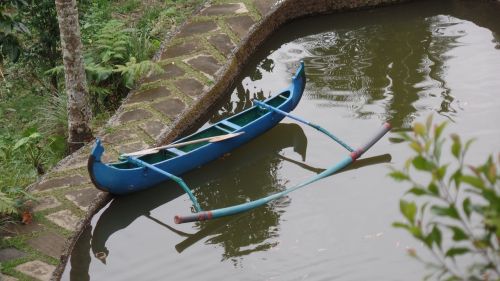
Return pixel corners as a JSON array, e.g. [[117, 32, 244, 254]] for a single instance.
[[88, 62, 306, 195]]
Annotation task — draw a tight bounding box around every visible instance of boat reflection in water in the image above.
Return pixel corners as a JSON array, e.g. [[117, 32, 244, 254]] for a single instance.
[[69, 123, 391, 277]]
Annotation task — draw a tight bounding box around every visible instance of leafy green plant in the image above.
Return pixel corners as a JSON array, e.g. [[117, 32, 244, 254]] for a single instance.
[[390, 116, 500, 280], [13, 130, 45, 174], [0, 0, 29, 63], [12, 128, 65, 175], [18, 0, 61, 89], [0, 186, 32, 214]]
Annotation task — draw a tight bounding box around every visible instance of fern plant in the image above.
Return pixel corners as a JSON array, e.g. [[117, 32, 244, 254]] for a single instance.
[[92, 20, 130, 65], [115, 57, 163, 88], [47, 19, 163, 113], [84, 19, 163, 112]]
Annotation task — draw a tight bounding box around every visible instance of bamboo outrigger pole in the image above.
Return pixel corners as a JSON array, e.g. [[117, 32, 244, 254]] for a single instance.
[[174, 122, 391, 224], [127, 156, 203, 212], [253, 100, 354, 152]]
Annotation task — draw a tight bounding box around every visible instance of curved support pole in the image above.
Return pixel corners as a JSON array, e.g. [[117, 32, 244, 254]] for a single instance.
[[253, 100, 354, 152], [174, 123, 391, 224], [127, 156, 202, 212]]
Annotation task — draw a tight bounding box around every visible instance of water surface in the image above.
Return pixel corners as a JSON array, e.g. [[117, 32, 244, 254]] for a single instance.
[[63, 0, 500, 280]]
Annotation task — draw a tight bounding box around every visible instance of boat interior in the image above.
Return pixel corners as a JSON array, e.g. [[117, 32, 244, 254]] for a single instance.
[[111, 91, 292, 169]]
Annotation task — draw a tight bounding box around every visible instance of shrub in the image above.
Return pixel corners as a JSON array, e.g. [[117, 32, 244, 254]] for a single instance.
[[390, 116, 500, 280]]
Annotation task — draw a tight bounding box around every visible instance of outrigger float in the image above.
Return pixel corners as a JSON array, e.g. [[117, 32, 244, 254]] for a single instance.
[[88, 61, 391, 224]]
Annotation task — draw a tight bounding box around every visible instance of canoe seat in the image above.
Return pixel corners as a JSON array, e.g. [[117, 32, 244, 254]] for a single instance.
[[167, 148, 186, 156], [278, 94, 289, 100], [219, 120, 241, 131], [214, 125, 232, 133]]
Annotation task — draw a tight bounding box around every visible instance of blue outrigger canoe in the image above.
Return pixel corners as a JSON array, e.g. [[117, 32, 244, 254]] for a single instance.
[[88, 62, 307, 195], [88, 61, 391, 224]]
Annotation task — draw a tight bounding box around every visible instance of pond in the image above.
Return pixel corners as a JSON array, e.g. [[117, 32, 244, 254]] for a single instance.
[[63, 0, 500, 280]]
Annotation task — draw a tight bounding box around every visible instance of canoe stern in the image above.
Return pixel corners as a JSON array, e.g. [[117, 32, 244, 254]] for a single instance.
[[88, 139, 110, 192]]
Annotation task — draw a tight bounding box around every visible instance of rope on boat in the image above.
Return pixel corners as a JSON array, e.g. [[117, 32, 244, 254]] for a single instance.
[[253, 100, 355, 152], [127, 156, 202, 212], [174, 123, 391, 224]]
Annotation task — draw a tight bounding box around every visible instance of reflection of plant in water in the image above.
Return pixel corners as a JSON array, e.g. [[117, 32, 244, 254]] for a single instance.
[[191, 126, 301, 265], [209, 58, 272, 123], [390, 116, 500, 280], [297, 15, 464, 129], [248, 58, 274, 82], [199, 157, 286, 265]]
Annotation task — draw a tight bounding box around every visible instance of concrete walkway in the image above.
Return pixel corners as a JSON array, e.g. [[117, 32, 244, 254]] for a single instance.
[[0, 0, 405, 280]]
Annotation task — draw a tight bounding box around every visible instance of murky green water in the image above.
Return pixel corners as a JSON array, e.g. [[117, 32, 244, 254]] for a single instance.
[[63, 0, 500, 280]]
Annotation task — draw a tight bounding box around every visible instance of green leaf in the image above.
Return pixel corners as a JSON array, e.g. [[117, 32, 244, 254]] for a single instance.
[[425, 115, 433, 132], [400, 200, 417, 225], [436, 164, 448, 180], [392, 222, 410, 230], [463, 198, 471, 219], [410, 141, 422, 153], [428, 182, 439, 196], [431, 205, 460, 220], [409, 226, 423, 240], [479, 189, 500, 206], [28, 132, 41, 140], [461, 175, 485, 190], [449, 169, 462, 189], [13, 136, 30, 150], [424, 140, 431, 153], [463, 138, 475, 155], [412, 156, 434, 171], [433, 138, 445, 163], [406, 187, 428, 196], [486, 161, 497, 184], [445, 247, 469, 258], [451, 134, 461, 159], [427, 225, 442, 248], [433, 122, 447, 141], [413, 123, 426, 137], [447, 225, 468, 241], [388, 137, 405, 143], [389, 170, 410, 182]]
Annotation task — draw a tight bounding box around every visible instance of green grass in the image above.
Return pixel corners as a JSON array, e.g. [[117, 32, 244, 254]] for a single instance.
[[118, 0, 141, 13]]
